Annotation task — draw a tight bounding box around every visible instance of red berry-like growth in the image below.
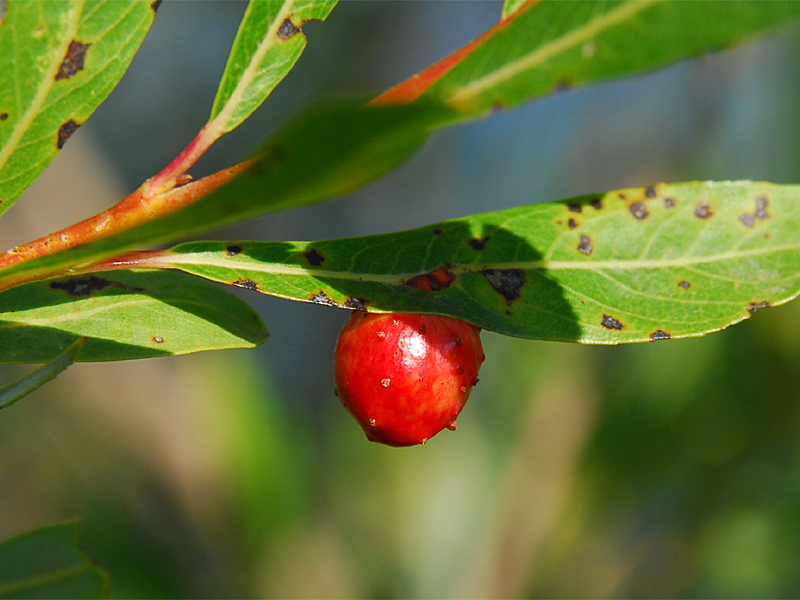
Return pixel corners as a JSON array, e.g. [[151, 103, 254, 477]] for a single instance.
[[334, 312, 485, 447]]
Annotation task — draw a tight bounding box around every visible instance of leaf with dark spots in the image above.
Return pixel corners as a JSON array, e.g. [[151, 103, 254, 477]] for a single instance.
[[469, 236, 490, 251], [694, 203, 713, 219], [590, 198, 603, 210], [578, 234, 593, 255], [311, 290, 338, 306], [679, 280, 691, 289], [629, 201, 649, 220], [601, 314, 623, 330], [664, 197, 676, 208], [55, 41, 91, 81], [50, 276, 116, 297], [568, 218, 577, 230], [344, 297, 368, 311], [432, 228, 443, 236], [407, 268, 456, 292], [303, 248, 325, 266], [232, 278, 259, 291], [748, 301, 770, 314], [645, 186, 656, 198], [57, 119, 80, 149], [755, 196, 769, 219], [650, 330, 670, 341], [226, 244, 242, 256], [277, 18, 300, 40], [567, 203, 582, 213], [0, 113, 8, 121], [618, 193, 626, 200], [739, 213, 757, 228], [481, 269, 525, 301]]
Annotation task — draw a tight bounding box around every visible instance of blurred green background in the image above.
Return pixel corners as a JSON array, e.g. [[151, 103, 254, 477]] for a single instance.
[[2, 2, 800, 597]]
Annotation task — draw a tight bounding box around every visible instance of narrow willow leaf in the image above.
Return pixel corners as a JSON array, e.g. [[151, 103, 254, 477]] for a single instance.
[[156, 181, 800, 344], [210, 0, 337, 135], [421, 1, 800, 115], [0, 337, 85, 409], [0, 100, 459, 287], [0, 0, 157, 216], [0, 269, 267, 363], [0, 521, 108, 599]]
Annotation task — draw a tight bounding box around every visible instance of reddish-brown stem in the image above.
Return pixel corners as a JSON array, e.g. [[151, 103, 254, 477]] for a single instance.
[[143, 124, 217, 197], [0, 160, 254, 274], [370, 1, 538, 106]]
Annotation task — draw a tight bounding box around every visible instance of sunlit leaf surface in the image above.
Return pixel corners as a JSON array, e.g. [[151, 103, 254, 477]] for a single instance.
[[0, 269, 268, 363], [0, 521, 108, 599], [0, 0, 156, 216], [155, 181, 800, 344]]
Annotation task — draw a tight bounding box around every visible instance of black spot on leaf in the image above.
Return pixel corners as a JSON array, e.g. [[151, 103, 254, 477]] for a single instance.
[[755, 196, 769, 220], [226, 245, 242, 256], [233, 279, 258, 291], [578, 235, 593, 255], [618, 193, 626, 200], [748, 301, 770, 314], [678, 280, 691, 289], [55, 41, 91, 81], [481, 269, 526, 301], [432, 228, 443, 236], [469, 236, 490, 251], [650, 330, 670, 341], [590, 198, 603, 210], [601, 314, 623, 330], [345, 297, 368, 311], [57, 119, 80, 149], [303, 248, 325, 266], [567, 203, 582, 213], [629, 202, 648, 220], [277, 18, 300, 39], [0, 113, 7, 121], [50, 276, 111, 296], [645, 186, 656, 198], [568, 218, 577, 230], [311, 290, 337, 306], [664, 197, 676, 209]]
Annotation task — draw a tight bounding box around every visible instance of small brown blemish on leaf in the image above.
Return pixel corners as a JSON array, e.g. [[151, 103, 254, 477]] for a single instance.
[[233, 278, 258, 291], [664, 197, 676, 209], [590, 198, 603, 210], [55, 41, 91, 81], [226, 244, 242, 256], [311, 290, 337, 306], [0, 113, 7, 121], [618, 193, 627, 200], [407, 268, 455, 291], [601, 314, 623, 330], [679, 280, 691, 289], [755, 196, 769, 220], [57, 119, 79, 149], [629, 201, 649, 220], [151, 0, 162, 11], [739, 213, 756, 228], [277, 18, 300, 40], [303, 248, 325, 266], [567, 203, 582, 213], [568, 218, 577, 230], [432, 228, 443, 236], [481, 268, 526, 301], [650, 330, 670, 341], [469, 236, 490, 250], [645, 186, 656, 198], [153, 336, 164, 343], [578, 234, 593, 255], [748, 301, 770, 315], [694, 203, 713, 219]]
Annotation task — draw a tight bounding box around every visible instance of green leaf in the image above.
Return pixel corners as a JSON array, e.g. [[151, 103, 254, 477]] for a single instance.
[[501, 0, 530, 21], [153, 181, 800, 344], [0, 521, 108, 599], [0, 0, 157, 217], [210, 0, 337, 136], [0, 337, 85, 409], [0, 269, 268, 363], [422, 1, 800, 115], [0, 100, 459, 288]]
